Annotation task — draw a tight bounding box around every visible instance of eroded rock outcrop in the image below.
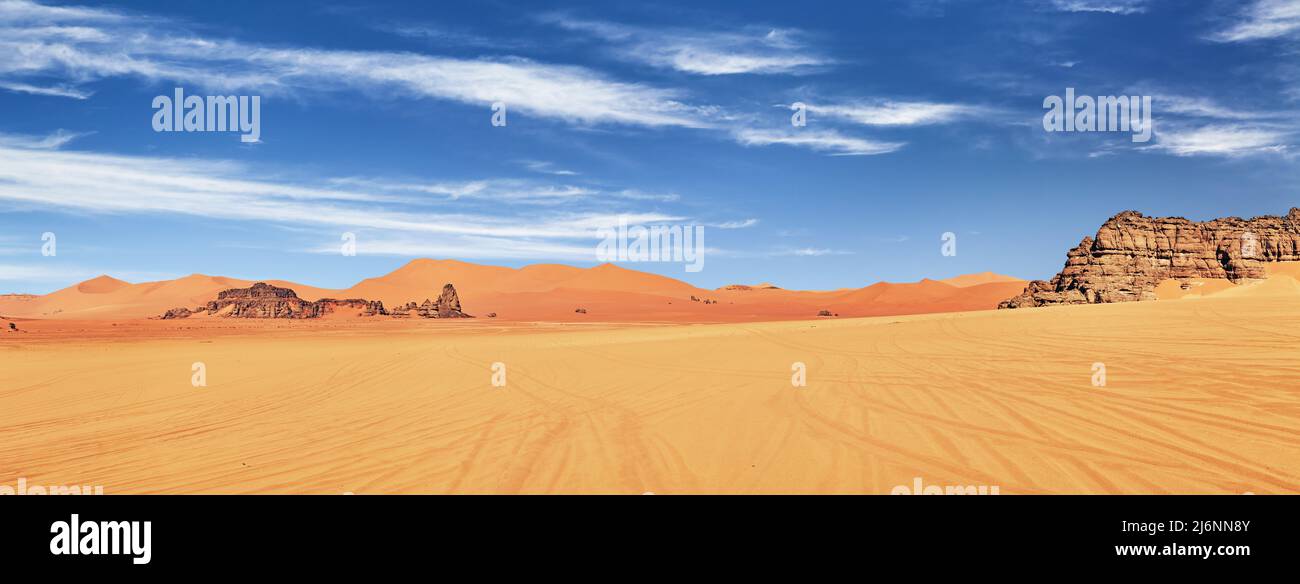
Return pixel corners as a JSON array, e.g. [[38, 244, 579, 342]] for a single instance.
[[1000, 208, 1300, 308], [315, 298, 387, 317], [206, 283, 323, 318], [161, 307, 195, 319], [388, 284, 470, 318], [435, 283, 468, 318], [162, 282, 469, 319]]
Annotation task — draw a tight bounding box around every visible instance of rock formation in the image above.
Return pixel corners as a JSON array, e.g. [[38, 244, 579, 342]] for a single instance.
[[161, 307, 195, 319], [160, 282, 467, 319], [435, 283, 468, 318], [395, 284, 469, 318], [310, 298, 384, 316], [1000, 208, 1300, 308], [206, 283, 325, 318]]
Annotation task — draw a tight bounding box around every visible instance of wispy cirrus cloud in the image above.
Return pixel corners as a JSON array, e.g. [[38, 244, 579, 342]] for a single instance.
[[0, 0, 712, 128], [519, 160, 579, 176], [1209, 0, 1300, 42], [1133, 91, 1298, 157], [1048, 0, 1148, 15], [376, 21, 532, 51], [1152, 125, 1290, 157], [326, 177, 599, 204], [0, 129, 91, 150], [0, 80, 91, 98], [541, 15, 830, 75], [802, 100, 989, 126], [0, 0, 122, 23], [711, 219, 759, 229], [0, 1, 937, 158], [732, 128, 905, 156], [776, 247, 853, 257], [1154, 94, 1279, 121], [0, 134, 760, 262]]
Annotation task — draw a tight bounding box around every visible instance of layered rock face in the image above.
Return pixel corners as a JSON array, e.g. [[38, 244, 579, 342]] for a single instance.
[[206, 283, 324, 318], [161, 282, 471, 319], [169, 283, 384, 318], [1000, 208, 1300, 308]]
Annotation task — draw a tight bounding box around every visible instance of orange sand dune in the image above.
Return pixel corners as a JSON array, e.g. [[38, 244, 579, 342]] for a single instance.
[[0, 273, 340, 320], [0, 259, 1025, 322], [940, 271, 1025, 288], [2, 269, 1297, 494]]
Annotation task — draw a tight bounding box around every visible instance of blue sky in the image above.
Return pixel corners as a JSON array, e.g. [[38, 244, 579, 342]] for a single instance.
[[1, 0, 1299, 294]]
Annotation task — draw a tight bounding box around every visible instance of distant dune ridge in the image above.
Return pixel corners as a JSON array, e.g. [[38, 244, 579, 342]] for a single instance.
[[1002, 208, 1300, 308], [0, 259, 1024, 322]]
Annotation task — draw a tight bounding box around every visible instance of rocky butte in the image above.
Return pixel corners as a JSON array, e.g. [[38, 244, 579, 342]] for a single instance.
[[1000, 208, 1300, 308], [161, 282, 470, 319]]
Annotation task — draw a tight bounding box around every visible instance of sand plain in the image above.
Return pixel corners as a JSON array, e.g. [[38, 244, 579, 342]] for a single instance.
[[2, 270, 1298, 494]]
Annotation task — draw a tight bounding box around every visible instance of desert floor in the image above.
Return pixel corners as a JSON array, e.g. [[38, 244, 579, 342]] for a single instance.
[[2, 280, 1299, 494]]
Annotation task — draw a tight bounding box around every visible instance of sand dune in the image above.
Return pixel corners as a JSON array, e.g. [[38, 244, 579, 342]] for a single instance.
[[0, 274, 340, 320], [0, 259, 1024, 322], [2, 270, 1297, 494], [940, 271, 1025, 287]]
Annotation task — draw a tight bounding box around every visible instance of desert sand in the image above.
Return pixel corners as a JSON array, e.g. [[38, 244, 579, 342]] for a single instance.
[[1, 268, 1297, 494]]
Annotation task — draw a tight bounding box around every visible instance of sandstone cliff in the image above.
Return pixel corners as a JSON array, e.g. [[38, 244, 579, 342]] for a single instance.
[[206, 283, 323, 318], [161, 282, 387, 319], [1000, 208, 1300, 308]]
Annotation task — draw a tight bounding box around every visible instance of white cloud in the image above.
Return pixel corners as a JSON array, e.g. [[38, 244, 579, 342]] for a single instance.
[[0, 80, 91, 98], [0, 0, 122, 23], [732, 128, 905, 156], [520, 160, 578, 176], [803, 100, 986, 126], [0, 1, 711, 128], [0, 129, 89, 149], [712, 219, 759, 229], [1154, 95, 1275, 120], [1153, 125, 1290, 156], [610, 189, 680, 202], [1211, 0, 1300, 42], [0, 2, 927, 157], [1049, 0, 1148, 15], [544, 16, 829, 75], [776, 248, 852, 257], [0, 135, 717, 263], [327, 177, 599, 204]]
